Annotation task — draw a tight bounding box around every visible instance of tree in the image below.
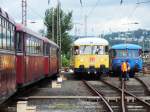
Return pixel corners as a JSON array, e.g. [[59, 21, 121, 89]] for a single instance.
[[44, 7, 73, 55]]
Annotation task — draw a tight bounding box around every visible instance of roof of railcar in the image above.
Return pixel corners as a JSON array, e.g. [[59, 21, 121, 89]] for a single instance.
[[0, 8, 15, 24], [16, 24, 59, 47], [111, 44, 142, 50], [43, 37, 59, 48], [16, 23, 45, 40], [73, 37, 109, 46]]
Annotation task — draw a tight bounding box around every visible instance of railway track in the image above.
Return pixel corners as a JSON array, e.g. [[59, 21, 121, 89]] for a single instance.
[[121, 79, 126, 112], [82, 80, 114, 112], [1, 74, 150, 112], [101, 78, 150, 111], [82, 77, 150, 112]]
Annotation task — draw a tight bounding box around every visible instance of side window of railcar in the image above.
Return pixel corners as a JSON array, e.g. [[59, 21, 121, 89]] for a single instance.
[[3, 19, 6, 49], [26, 36, 30, 54], [36, 40, 39, 54], [45, 43, 50, 56], [40, 40, 43, 55], [6, 22, 11, 49], [34, 39, 37, 54], [30, 37, 34, 54], [10, 25, 15, 50], [26, 36, 43, 55]]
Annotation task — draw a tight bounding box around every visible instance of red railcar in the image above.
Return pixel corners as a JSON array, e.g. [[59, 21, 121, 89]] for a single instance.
[[15, 24, 59, 86], [16, 24, 45, 86], [0, 8, 59, 104], [0, 8, 16, 103], [43, 38, 59, 77]]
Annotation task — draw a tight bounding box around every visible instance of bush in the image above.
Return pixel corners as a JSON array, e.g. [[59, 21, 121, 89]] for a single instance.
[[62, 55, 70, 67]]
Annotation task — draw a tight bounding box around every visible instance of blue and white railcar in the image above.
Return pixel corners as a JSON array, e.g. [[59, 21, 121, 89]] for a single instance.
[[110, 44, 143, 77]]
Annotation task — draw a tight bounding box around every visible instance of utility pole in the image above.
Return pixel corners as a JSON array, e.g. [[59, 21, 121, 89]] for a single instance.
[[57, 0, 60, 45], [59, 3, 61, 51], [56, 0, 62, 68], [59, 1, 62, 68], [57, 0, 61, 51], [22, 0, 27, 26], [52, 7, 55, 41]]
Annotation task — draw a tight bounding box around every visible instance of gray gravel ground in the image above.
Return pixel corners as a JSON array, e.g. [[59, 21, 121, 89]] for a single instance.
[[28, 99, 104, 112], [2, 72, 150, 112]]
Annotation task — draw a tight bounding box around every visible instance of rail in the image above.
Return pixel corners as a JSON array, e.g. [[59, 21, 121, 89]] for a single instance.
[[101, 79, 150, 108], [135, 76, 150, 94], [82, 80, 114, 112], [121, 79, 126, 112]]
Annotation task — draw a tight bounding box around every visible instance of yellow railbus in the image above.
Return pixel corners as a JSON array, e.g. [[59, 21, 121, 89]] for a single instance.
[[72, 37, 109, 76]]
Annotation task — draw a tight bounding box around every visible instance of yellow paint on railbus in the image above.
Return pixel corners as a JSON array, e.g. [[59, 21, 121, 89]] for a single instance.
[[73, 55, 109, 68]]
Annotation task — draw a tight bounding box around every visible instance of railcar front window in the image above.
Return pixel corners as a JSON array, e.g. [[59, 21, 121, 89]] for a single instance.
[[113, 50, 128, 57], [128, 50, 139, 57], [93, 46, 105, 55], [80, 46, 92, 54]]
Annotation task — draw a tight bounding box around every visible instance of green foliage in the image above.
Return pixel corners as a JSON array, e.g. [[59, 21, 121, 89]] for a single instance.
[[62, 55, 70, 67], [44, 7, 73, 55]]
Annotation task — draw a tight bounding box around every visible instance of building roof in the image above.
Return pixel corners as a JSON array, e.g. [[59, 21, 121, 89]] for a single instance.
[[111, 43, 142, 50], [73, 37, 109, 46]]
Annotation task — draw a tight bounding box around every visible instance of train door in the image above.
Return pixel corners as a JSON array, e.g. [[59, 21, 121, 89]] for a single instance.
[[57, 48, 60, 73], [49, 45, 52, 76], [16, 32, 25, 86], [47, 43, 51, 76], [24, 34, 31, 84], [44, 42, 50, 77]]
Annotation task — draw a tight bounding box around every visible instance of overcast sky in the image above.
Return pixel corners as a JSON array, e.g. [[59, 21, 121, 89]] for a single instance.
[[0, 0, 150, 36]]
